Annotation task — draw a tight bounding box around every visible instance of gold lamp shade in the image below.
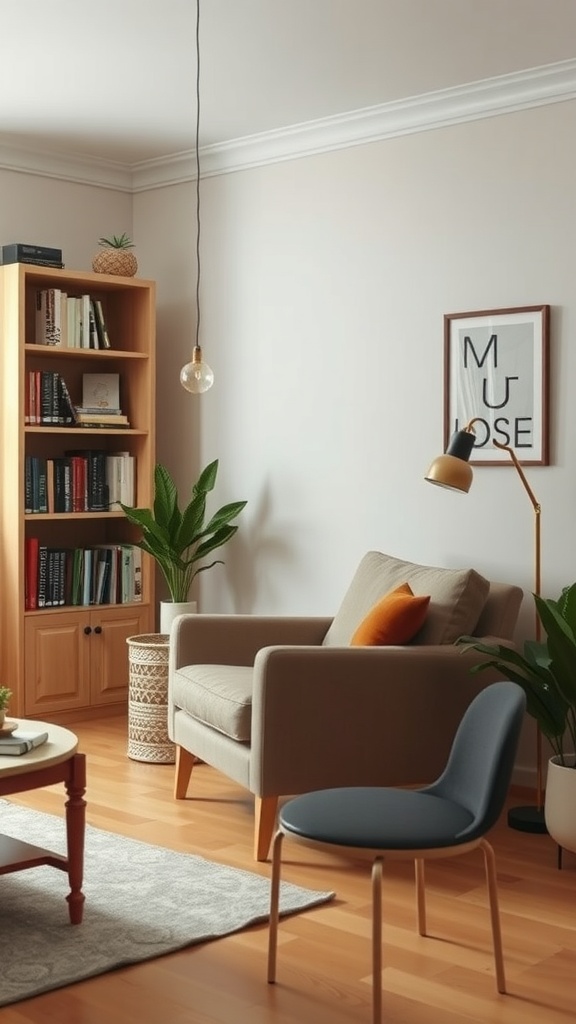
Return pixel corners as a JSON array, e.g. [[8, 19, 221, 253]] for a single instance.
[[424, 427, 476, 492]]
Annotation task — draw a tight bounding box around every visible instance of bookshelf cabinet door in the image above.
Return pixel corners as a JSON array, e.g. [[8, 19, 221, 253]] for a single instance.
[[24, 612, 92, 716], [90, 605, 152, 706]]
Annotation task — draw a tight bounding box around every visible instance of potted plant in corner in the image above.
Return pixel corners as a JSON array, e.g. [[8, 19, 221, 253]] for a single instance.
[[457, 582, 576, 852], [121, 459, 247, 633]]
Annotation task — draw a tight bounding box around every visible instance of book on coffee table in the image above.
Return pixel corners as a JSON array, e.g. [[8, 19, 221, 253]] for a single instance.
[[0, 729, 49, 756]]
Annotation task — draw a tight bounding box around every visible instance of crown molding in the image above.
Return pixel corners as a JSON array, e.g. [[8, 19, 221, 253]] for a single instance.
[[0, 143, 133, 191], [2, 60, 575, 193]]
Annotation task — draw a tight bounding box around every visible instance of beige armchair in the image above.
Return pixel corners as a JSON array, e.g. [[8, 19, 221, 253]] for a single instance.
[[168, 552, 523, 860]]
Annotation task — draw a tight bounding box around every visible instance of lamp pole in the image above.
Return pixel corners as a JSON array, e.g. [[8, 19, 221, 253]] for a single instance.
[[493, 439, 545, 826], [426, 418, 547, 832]]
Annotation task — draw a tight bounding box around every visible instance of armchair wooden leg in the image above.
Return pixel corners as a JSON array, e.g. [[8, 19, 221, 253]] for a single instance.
[[255, 795, 279, 861], [174, 746, 196, 799]]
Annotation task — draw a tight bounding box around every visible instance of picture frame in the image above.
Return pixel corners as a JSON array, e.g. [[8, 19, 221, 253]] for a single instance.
[[444, 305, 550, 465]]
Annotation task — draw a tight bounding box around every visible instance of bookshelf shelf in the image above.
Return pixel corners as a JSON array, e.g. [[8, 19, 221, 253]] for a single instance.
[[0, 263, 156, 719], [24, 345, 148, 360]]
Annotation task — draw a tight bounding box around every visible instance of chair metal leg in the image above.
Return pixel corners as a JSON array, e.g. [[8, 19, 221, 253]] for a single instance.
[[415, 858, 427, 935], [267, 830, 284, 984], [480, 838, 506, 993], [371, 856, 383, 1024]]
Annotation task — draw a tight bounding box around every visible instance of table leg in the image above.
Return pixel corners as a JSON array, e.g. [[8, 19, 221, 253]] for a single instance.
[[64, 752, 86, 924]]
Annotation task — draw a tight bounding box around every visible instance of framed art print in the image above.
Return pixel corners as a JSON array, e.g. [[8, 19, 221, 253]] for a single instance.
[[444, 305, 550, 465]]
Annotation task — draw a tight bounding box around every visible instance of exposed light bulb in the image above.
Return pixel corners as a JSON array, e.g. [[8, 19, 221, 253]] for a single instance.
[[180, 345, 214, 394]]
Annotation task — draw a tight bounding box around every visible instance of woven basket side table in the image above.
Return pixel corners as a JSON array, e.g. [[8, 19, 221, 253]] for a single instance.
[[126, 634, 175, 763]]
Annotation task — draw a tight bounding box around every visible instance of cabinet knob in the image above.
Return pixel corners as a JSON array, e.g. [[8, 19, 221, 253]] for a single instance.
[[84, 626, 92, 636], [94, 625, 102, 635]]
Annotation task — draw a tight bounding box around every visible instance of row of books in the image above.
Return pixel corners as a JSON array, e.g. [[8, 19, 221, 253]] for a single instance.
[[25, 539, 143, 610], [25, 371, 129, 427], [35, 289, 111, 349], [25, 370, 76, 425], [25, 451, 135, 513]]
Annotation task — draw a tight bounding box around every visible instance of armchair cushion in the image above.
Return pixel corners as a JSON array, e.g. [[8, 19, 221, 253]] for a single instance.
[[323, 551, 490, 647], [350, 583, 430, 646], [172, 664, 253, 742]]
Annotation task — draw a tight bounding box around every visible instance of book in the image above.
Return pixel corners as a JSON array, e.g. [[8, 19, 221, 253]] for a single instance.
[[75, 412, 129, 426], [0, 728, 49, 756], [92, 298, 111, 349], [80, 294, 91, 349], [82, 373, 120, 411], [25, 536, 39, 610], [35, 288, 62, 346]]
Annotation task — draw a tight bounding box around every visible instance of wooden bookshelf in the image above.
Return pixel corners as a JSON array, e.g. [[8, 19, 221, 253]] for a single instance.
[[0, 264, 156, 718]]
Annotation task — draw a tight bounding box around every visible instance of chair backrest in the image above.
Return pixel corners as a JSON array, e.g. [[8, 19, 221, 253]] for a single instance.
[[425, 681, 526, 840]]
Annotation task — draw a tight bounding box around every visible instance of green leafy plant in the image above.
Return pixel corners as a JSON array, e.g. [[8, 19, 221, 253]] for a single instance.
[[0, 686, 12, 710], [457, 583, 576, 766], [121, 459, 247, 603], [98, 233, 134, 249]]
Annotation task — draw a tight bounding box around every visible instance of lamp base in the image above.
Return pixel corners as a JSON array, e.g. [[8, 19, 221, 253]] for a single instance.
[[507, 804, 548, 833]]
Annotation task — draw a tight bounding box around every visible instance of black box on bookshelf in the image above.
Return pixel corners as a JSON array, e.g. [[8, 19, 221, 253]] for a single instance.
[[1, 243, 63, 267]]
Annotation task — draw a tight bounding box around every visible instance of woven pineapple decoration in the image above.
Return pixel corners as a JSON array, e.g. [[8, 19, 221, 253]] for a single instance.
[[92, 233, 138, 277]]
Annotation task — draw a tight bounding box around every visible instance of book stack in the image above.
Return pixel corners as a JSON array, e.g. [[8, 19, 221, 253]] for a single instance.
[[25, 539, 142, 610], [34, 290, 111, 349], [75, 373, 130, 428], [0, 726, 49, 756], [25, 371, 76, 425], [2, 242, 63, 269]]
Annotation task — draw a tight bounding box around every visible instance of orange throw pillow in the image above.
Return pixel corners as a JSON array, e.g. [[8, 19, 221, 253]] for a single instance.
[[350, 583, 430, 646]]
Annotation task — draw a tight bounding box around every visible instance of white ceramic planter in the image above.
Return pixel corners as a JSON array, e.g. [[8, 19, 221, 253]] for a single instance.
[[544, 755, 576, 853], [159, 600, 198, 636]]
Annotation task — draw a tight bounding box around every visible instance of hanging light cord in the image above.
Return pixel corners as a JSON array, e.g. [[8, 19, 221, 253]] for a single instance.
[[180, 0, 213, 393], [194, 0, 201, 350]]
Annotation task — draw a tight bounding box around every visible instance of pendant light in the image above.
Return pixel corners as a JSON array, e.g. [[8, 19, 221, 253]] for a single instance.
[[180, 0, 214, 394]]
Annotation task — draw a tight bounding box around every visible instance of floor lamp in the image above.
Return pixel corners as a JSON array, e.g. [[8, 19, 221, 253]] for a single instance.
[[425, 417, 547, 834]]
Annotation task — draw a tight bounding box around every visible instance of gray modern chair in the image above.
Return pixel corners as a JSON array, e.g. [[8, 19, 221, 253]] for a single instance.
[[267, 681, 526, 1024]]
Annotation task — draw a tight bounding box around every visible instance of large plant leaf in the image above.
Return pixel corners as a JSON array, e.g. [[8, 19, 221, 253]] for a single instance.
[[197, 501, 248, 539], [193, 459, 218, 496], [535, 595, 576, 707], [153, 464, 179, 532], [193, 524, 238, 562]]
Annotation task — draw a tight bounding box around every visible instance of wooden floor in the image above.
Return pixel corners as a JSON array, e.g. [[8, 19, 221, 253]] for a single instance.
[[2, 715, 576, 1024]]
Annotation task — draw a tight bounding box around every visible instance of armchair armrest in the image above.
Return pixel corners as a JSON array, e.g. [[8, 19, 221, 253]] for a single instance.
[[169, 614, 333, 669], [250, 641, 508, 796]]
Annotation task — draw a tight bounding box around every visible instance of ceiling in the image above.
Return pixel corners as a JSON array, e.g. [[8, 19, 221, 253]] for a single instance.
[[1, 0, 576, 167]]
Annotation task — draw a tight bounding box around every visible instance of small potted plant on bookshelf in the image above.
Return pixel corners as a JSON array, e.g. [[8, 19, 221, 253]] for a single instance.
[[0, 686, 13, 727], [121, 459, 247, 633], [92, 233, 138, 277]]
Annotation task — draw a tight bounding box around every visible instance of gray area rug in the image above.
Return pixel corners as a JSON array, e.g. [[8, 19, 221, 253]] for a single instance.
[[0, 799, 334, 1007]]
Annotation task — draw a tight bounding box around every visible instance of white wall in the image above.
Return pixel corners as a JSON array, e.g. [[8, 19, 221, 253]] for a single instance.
[[136, 101, 576, 625]]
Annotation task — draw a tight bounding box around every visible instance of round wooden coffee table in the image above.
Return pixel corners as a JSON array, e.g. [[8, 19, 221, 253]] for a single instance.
[[0, 719, 86, 924]]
